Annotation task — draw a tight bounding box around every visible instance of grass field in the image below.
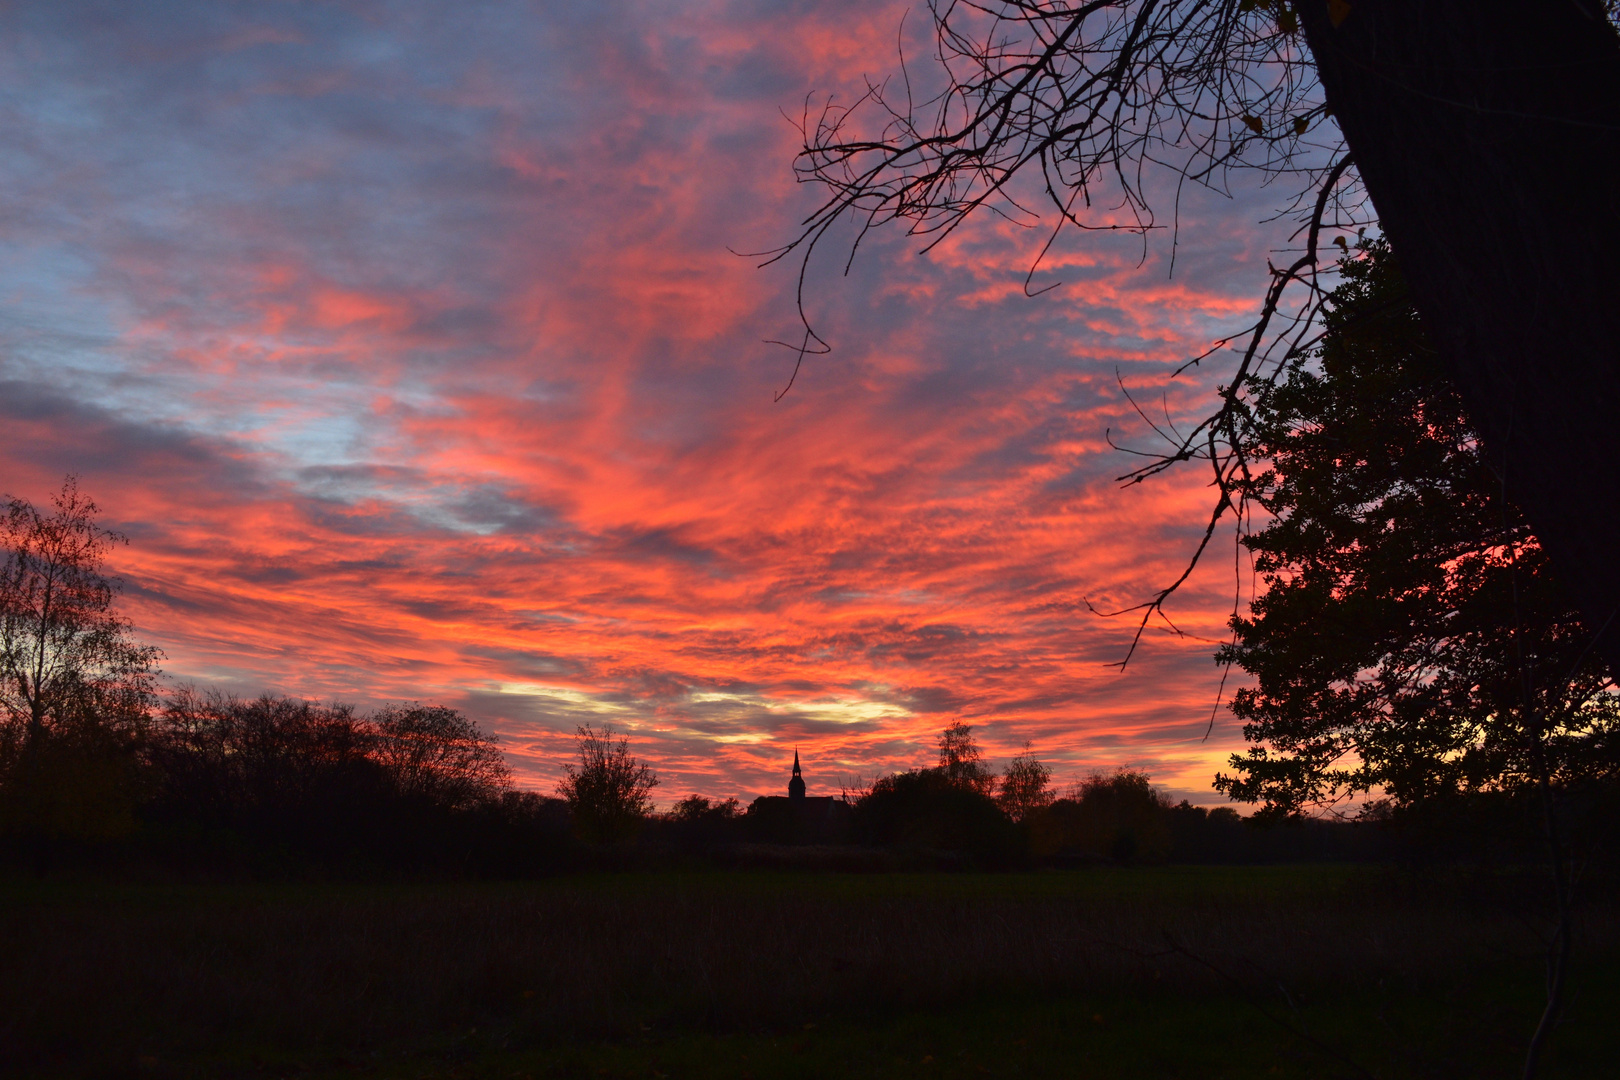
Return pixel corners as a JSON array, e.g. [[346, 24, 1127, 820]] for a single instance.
[[1, 865, 1614, 1078]]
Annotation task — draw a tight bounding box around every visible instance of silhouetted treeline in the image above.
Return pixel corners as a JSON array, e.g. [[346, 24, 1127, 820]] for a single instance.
[[0, 689, 574, 876], [628, 766, 1392, 869], [11, 685, 1607, 877], [4, 680, 1600, 879], [1030, 772, 1385, 866]]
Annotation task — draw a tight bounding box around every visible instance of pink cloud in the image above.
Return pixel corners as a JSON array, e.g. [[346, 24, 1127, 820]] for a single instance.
[[0, 0, 1289, 807]]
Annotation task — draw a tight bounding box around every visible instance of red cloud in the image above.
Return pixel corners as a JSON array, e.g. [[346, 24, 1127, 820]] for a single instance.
[[0, 0, 1280, 806]]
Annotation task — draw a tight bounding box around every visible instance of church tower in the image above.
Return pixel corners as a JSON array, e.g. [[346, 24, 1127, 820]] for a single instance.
[[788, 748, 806, 800]]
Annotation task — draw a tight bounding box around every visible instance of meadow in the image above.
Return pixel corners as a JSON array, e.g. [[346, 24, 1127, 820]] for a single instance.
[[3, 863, 1615, 1079]]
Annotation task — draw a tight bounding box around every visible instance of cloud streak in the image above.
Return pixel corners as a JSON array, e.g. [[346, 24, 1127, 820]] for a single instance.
[[0, 0, 1303, 805]]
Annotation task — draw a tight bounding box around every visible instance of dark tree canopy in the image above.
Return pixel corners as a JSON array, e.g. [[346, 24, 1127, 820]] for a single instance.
[[147, 689, 538, 870], [1215, 244, 1620, 816], [153, 691, 389, 833], [1031, 769, 1173, 863], [852, 765, 1018, 856]]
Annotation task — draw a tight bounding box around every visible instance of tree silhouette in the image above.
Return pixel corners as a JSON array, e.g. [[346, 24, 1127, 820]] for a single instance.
[[853, 766, 1018, 858], [1034, 770, 1172, 863], [0, 478, 161, 844], [1215, 243, 1619, 819], [669, 794, 741, 823], [1213, 242, 1618, 1076], [997, 742, 1053, 823], [556, 723, 659, 844], [769, 1, 1620, 676], [0, 477, 160, 747], [149, 690, 545, 872], [937, 719, 995, 794], [151, 690, 386, 855], [372, 703, 511, 810]]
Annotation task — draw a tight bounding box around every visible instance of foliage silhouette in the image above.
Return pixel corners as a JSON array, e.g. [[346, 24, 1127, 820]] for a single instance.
[[0, 477, 162, 739], [557, 723, 659, 845], [146, 689, 539, 872], [0, 478, 161, 848], [0, 482, 162, 854], [1031, 770, 1172, 864], [852, 767, 1019, 861], [669, 794, 742, 824], [997, 742, 1054, 823], [936, 719, 995, 794], [1216, 243, 1620, 818], [664, 794, 748, 851], [372, 702, 512, 811], [1213, 240, 1619, 1076], [149, 690, 396, 865]]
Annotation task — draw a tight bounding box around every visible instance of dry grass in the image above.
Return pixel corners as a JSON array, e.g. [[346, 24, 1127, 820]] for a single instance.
[[0, 865, 1610, 1076]]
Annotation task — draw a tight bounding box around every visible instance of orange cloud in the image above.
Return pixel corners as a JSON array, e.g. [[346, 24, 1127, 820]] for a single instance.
[[0, 0, 1288, 808]]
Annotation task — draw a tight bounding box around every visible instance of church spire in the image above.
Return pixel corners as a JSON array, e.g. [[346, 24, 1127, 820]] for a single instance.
[[788, 747, 806, 800]]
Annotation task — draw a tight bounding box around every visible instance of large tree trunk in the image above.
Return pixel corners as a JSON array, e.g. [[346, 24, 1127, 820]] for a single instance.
[[1300, 1, 1620, 669]]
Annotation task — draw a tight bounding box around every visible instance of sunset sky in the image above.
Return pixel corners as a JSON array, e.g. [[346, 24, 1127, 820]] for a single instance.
[[0, 1, 1327, 805]]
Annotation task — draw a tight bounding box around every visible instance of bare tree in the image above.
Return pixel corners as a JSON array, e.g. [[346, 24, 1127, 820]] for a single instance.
[[0, 477, 161, 844], [372, 703, 511, 810], [0, 477, 161, 751], [765, 0, 1620, 674]]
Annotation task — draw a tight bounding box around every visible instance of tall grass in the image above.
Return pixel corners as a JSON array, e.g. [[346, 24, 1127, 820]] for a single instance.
[[0, 867, 1609, 1076]]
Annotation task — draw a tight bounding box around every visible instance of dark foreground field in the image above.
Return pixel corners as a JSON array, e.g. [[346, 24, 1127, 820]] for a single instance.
[[2, 865, 1615, 1079]]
